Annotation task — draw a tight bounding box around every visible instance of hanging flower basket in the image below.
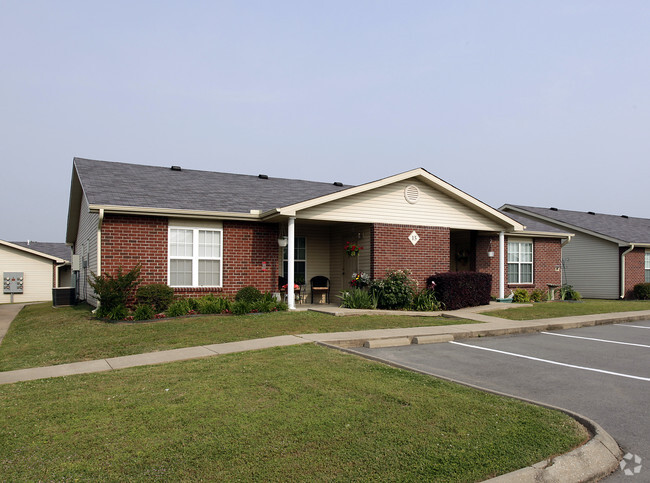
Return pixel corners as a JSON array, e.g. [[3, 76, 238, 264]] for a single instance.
[[344, 241, 363, 257]]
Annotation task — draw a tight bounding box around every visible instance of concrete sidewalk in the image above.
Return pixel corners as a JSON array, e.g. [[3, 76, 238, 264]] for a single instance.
[[2, 305, 650, 385]]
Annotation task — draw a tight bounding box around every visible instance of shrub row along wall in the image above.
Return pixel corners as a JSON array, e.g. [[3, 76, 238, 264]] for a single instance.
[[623, 247, 646, 299]]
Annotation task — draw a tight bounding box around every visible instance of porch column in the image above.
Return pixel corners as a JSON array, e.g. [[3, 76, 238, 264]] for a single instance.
[[499, 231, 505, 299], [287, 216, 296, 310]]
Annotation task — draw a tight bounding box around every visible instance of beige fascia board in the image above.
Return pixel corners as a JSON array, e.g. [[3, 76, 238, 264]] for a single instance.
[[0, 240, 66, 263], [501, 205, 628, 245], [506, 230, 575, 239], [88, 204, 262, 221], [276, 168, 523, 230]]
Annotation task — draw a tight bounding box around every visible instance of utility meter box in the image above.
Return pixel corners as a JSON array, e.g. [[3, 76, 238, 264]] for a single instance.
[[3, 272, 24, 294]]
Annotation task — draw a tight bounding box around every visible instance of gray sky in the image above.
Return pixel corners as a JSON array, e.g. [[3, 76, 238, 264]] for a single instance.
[[2, 1, 649, 242]]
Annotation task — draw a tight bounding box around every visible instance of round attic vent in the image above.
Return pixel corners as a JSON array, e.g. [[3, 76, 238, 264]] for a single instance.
[[404, 185, 420, 204]]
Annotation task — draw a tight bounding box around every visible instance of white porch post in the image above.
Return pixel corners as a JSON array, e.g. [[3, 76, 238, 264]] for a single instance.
[[287, 216, 296, 310], [499, 230, 505, 299]]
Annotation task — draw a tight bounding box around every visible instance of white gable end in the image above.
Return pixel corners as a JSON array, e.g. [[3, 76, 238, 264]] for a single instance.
[[296, 180, 503, 230]]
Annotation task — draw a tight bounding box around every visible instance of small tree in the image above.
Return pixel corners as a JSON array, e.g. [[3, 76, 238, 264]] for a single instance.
[[89, 264, 142, 318]]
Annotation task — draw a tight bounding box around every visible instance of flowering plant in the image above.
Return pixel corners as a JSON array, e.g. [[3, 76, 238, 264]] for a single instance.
[[344, 241, 363, 257], [350, 272, 370, 288]]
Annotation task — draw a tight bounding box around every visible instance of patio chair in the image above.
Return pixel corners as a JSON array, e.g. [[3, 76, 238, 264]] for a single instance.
[[279, 276, 301, 302], [310, 276, 330, 304]]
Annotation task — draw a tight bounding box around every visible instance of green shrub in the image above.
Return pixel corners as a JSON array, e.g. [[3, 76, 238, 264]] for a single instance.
[[369, 270, 416, 310], [166, 299, 192, 317], [198, 294, 231, 314], [186, 297, 200, 311], [235, 286, 263, 303], [230, 300, 251, 315], [634, 283, 650, 300], [339, 288, 378, 309], [530, 289, 546, 302], [90, 264, 141, 314], [560, 284, 582, 301], [135, 284, 174, 312], [99, 304, 129, 321], [411, 289, 443, 311], [133, 304, 156, 321], [512, 288, 531, 303]]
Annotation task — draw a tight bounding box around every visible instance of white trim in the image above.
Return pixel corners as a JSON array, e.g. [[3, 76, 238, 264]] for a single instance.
[[168, 226, 223, 288], [646, 249, 650, 283], [287, 217, 295, 310]]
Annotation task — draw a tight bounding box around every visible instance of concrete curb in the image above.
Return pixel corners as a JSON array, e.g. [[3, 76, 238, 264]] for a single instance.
[[323, 342, 622, 483]]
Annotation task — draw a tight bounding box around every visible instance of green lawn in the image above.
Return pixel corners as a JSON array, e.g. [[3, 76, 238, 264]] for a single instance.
[[0, 344, 588, 482], [484, 299, 650, 320], [0, 303, 477, 371]]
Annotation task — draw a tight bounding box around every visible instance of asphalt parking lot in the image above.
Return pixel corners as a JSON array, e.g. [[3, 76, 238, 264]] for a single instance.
[[355, 321, 650, 482]]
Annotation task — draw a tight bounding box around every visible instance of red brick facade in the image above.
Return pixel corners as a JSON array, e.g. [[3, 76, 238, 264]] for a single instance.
[[100, 215, 279, 299], [371, 224, 450, 289], [475, 235, 562, 298], [622, 247, 646, 298]]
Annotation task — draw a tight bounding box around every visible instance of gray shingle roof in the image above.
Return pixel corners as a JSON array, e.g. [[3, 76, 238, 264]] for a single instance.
[[74, 158, 351, 213], [10, 241, 70, 261], [506, 205, 650, 244], [498, 210, 570, 235]]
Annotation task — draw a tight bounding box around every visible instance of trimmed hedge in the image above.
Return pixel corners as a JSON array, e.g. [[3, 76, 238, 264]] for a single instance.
[[426, 272, 492, 311], [633, 283, 650, 300]]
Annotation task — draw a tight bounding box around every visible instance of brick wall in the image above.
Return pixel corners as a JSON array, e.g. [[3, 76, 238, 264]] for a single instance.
[[623, 247, 646, 298], [101, 215, 279, 300], [371, 224, 450, 288], [475, 235, 562, 298]]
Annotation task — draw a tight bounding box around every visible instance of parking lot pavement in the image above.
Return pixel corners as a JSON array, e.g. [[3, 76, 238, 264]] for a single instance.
[[354, 321, 650, 482]]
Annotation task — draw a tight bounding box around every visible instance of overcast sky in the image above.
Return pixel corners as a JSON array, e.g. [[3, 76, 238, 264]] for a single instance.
[[2, 1, 649, 242]]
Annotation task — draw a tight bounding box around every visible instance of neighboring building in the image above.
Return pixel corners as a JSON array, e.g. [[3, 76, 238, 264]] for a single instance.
[[501, 205, 650, 299], [0, 240, 71, 303], [66, 158, 570, 308]]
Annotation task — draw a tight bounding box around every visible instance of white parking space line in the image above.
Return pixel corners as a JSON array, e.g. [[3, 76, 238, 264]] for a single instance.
[[449, 341, 650, 382], [620, 325, 650, 329], [540, 331, 650, 348]]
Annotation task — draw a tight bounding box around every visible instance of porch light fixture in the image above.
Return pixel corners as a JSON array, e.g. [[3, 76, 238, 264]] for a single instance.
[[278, 236, 288, 247]]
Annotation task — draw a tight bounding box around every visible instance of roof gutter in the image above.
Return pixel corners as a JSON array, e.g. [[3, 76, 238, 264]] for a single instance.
[[88, 204, 261, 221], [561, 234, 573, 247], [620, 244, 635, 299]]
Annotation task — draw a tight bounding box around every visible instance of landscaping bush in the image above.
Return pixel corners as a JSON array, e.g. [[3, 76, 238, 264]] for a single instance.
[[104, 304, 129, 321], [90, 264, 141, 318], [633, 283, 650, 300], [411, 288, 443, 311], [427, 272, 492, 311], [369, 270, 416, 310], [530, 289, 546, 302], [230, 301, 251, 316], [197, 294, 231, 314], [512, 288, 531, 303], [235, 286, 263, 303], [560, 284, 582, 301], [135, 284, 174, 312], [339, 288, 378, 309], [250, 293, 287, 313], [166, 299, 192, 317], [133, 304, 156, 321]]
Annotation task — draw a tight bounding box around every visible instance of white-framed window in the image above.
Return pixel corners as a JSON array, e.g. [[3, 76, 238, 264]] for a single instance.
[[283, 237, 306, 286], [508, 238, 533, 284], [645, 250, 650, 283], [169, 227, 222, 287]]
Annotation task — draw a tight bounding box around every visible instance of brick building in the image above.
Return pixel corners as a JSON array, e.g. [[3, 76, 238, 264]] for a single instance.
[[66, 158, 570, 308]]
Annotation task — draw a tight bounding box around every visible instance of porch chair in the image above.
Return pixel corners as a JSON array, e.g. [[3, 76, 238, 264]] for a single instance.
[[279, 276, 301, 303], [310, 276, 330, 304]]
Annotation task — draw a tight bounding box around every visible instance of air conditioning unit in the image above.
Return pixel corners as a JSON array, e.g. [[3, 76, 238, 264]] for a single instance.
[[71, 254, 81, 271]]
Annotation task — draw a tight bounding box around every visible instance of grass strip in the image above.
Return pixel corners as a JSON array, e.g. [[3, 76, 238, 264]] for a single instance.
[[485, 299, 650, 320], [0, 303, 476, 371], [0, 344, 587, 481]]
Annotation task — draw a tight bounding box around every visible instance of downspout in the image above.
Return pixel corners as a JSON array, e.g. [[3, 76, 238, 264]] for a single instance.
[[96, 209, 105, 309], [499, 231, 505, 299], [560, 235, 573, 286], [620, 244, 635, 299], [287, 217, 296, 310]]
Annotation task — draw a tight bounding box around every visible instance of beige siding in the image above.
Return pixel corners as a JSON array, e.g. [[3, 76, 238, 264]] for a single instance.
[[74, 195, 99, 305], [562, 232, 619, 299], [297, 180, 503, 231], [0, 245, 54, 303]]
